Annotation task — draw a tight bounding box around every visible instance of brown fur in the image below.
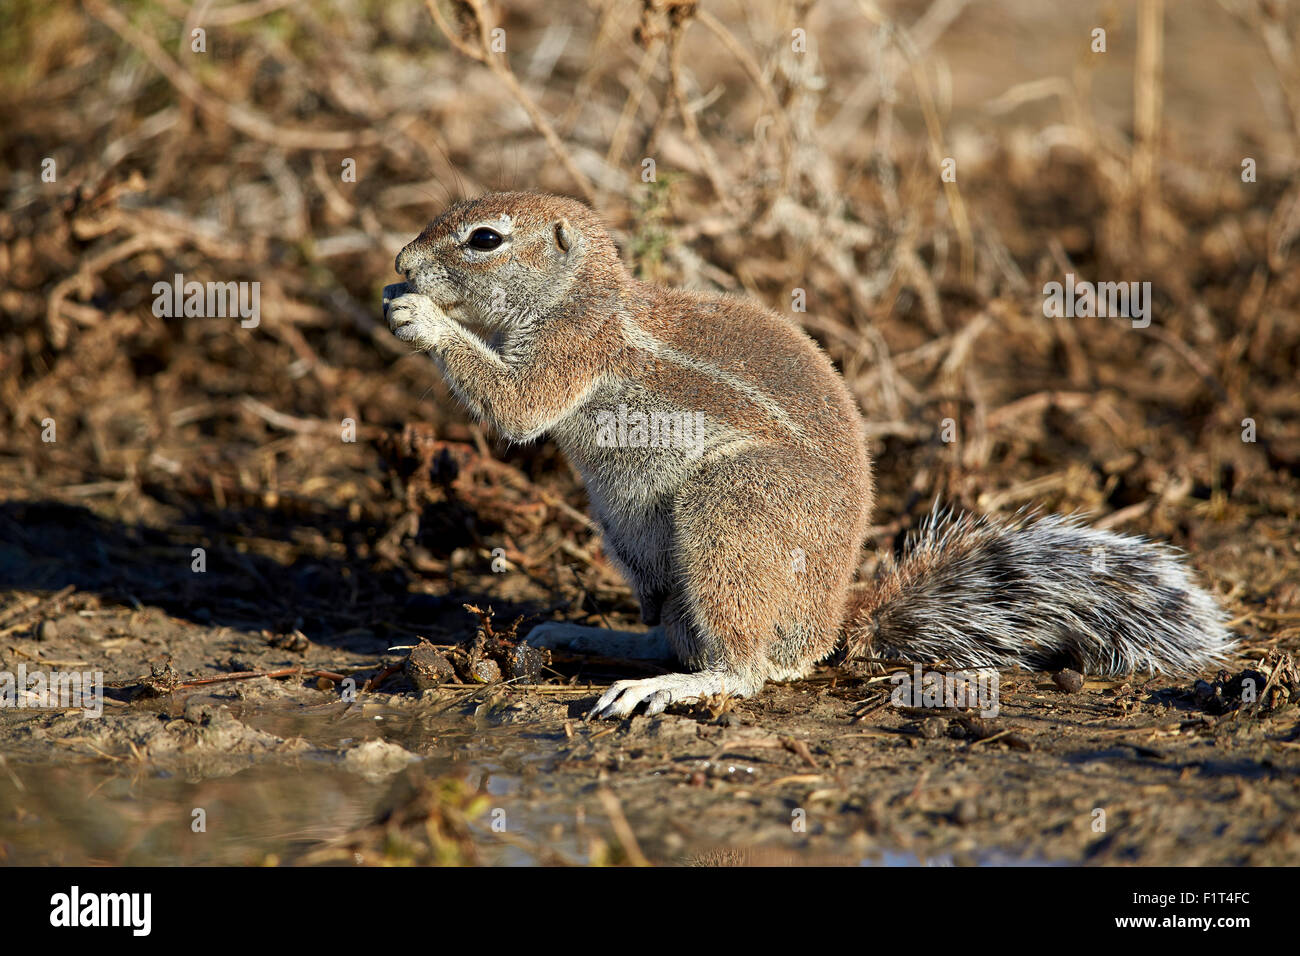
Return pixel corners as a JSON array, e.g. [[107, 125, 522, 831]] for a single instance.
[[384, 191, 872, 715]]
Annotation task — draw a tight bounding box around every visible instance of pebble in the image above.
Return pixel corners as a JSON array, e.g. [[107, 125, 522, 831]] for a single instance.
[[404, 643, 456, 690], [918, 717, 944, 739], [1053, 669, 1085, 693]]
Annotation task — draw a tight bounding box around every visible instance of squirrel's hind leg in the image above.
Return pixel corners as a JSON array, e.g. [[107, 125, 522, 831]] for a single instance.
[[588, 453, 849, 720], [525, 622, 675, 661], [584, 594, 772, 718]]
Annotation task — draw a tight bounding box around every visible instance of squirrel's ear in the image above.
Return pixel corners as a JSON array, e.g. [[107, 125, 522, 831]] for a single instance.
[[553, 218, 572, 254]]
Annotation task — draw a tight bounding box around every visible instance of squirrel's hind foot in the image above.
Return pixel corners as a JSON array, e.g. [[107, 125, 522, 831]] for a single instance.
[[588, 670, 760, 720]]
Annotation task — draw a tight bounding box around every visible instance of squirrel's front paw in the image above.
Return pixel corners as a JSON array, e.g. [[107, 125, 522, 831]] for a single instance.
[[385, 291, 448, 349]]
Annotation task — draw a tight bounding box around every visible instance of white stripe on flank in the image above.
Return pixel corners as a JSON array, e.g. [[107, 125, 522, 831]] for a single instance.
[[618, 314, 801, 436]]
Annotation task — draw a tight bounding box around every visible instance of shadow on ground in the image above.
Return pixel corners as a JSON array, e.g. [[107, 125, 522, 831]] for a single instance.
[[0, 498, 533, 653]]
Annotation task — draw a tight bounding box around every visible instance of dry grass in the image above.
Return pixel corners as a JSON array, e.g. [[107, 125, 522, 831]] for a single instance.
[[1, 0, 1298, 658]]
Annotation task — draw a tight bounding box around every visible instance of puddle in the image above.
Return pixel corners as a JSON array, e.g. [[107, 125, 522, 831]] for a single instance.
[[0, 699, 586, 866], [0, 761, 381, 865]]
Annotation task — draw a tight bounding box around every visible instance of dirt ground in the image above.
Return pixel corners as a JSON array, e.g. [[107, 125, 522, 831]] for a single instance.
[[2, 0, 1299, 865], [0, 505, 1297, 866]]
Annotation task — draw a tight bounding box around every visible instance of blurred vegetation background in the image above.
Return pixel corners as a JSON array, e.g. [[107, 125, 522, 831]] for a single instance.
[[1, 0, 1298, 647]]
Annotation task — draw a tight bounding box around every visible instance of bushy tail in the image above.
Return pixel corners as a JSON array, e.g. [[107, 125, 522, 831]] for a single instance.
[[844, 508, 1235, 675]]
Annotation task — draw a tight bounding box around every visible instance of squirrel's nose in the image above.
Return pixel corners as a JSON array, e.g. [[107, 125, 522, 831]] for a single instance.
[[395, 247, 413, 278]]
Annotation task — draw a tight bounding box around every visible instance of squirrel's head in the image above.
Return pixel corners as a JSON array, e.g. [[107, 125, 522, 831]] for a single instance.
[[394, 191, 621, 333]]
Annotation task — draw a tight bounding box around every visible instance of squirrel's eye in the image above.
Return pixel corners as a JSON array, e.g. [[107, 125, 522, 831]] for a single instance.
[[466, 228, 504, 251]]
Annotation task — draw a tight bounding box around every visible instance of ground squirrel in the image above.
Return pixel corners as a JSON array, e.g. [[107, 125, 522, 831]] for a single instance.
[[382, 191, 1234, 718]]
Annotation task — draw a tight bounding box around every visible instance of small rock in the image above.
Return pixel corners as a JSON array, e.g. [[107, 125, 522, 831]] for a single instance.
[[956, 715, 995, 739], [339, 739, 418, 780], [499, 643, 547, 683], [918, 717, 944, 739], [404, 642, 456, 691], [35, 619, 58, 641], [468, 658, 501, 684], [270, 630, 310, 653], [1054, 669, 1085, 693], [1193, 679, 1217, 705], [183, 699, 227, 726]]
